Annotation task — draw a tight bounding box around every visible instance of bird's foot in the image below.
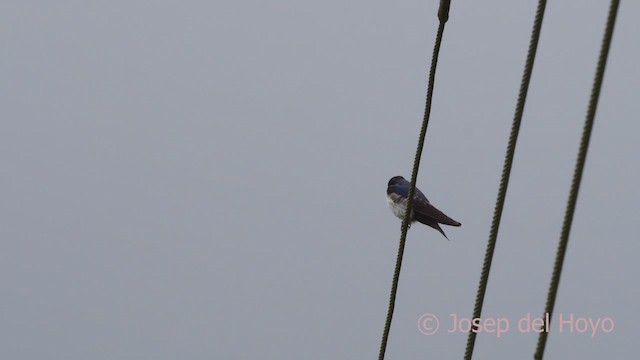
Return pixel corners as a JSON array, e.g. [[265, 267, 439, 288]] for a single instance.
[[401, 223, 412, 231]]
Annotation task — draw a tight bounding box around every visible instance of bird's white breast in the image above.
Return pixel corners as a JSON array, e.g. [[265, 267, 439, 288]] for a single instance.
[[387, 193, 409, 220]]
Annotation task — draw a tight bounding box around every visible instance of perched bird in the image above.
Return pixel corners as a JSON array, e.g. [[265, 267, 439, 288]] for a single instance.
[[386, 176, 461, 240]]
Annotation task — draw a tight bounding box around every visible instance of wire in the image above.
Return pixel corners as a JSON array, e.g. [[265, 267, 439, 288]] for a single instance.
[[377, 1, 451, 359], [464, 1, 548, 359], [533, 1, 620, 358]]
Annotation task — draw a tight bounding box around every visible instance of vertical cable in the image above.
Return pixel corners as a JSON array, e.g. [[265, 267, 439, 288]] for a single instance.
[[378, 1, 451, 359], [464, 1, 548, 359], [533, 1, 620, 358]]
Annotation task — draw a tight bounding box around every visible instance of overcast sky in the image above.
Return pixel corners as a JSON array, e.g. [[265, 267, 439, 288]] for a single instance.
[[2, 1, 638, 359]]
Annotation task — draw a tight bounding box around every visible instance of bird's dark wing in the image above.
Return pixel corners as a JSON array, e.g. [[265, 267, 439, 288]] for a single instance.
[[412, 194, 461, 227]]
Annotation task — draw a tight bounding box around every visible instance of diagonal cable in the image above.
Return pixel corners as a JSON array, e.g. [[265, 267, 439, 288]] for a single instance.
[[533, 1, 620, 358], [378, 1, 451, 359], [464, 1, 548, 359]]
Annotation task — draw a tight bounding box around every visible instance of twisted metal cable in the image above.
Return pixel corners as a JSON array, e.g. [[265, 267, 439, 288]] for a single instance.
[[378, 1, 451, 359], [533, 1, 620, 358], [464, 1, 548, 359]]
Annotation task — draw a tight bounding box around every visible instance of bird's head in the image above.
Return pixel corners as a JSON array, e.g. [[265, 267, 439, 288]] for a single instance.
[[388, 176, 408, 187]]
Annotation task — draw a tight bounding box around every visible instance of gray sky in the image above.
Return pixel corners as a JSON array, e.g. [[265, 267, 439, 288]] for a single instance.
[[2, 1, 638, 359]]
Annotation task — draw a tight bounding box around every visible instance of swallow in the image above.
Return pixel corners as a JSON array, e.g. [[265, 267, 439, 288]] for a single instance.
[[386, 176, 461, 239]]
